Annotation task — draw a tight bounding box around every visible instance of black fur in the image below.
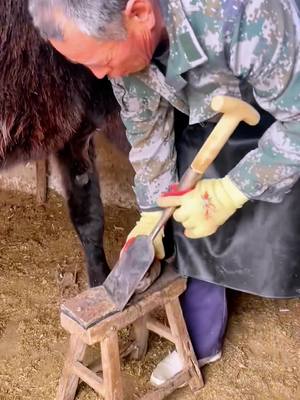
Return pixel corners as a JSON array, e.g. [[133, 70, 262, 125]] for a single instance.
[[1, 0, 127, 286]]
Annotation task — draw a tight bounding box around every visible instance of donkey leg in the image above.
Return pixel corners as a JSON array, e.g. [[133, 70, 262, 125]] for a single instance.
[[56, 137, 110, 287]]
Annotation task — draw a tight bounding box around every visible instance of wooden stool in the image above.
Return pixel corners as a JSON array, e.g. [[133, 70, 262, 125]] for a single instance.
[[57, 266, 204, 400]]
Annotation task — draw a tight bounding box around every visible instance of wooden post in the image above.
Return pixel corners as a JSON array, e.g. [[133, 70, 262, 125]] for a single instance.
[[141, 370, 190, 400], [36, 159, 47, 204], [56, 334, 87, 400], [165, 298, 204, 393], [130, 315, 149, 360], [100, 331, 124, 400]]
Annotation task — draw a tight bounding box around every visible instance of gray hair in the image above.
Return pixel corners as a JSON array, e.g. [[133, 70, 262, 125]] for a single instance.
[[28, 0, 129, 40]]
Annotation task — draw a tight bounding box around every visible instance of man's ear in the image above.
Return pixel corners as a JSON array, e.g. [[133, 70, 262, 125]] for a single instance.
[[124, 0, 155, 30]]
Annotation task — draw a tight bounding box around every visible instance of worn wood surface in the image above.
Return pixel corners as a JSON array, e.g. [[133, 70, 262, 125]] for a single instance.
[[141, 370, 190, 400], [56, 334, 87, 400], [73, 362, 104, 395], [165, 298, 204, 394], [58, 266, 203, 399], [61, 285, 118, 331], [146, 317, 174, 343], [101, 331, 124, 400], [61, 265, 186, 344], [130, 315, 149, 360], [36, 159, 47, 204]]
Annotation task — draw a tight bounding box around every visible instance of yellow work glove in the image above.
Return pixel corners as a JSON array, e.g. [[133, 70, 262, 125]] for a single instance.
[[157, 176, 248, 239], [122, 211, 165, 259]]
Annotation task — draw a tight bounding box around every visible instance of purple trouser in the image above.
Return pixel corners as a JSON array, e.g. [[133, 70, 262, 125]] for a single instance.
[[180, 278, 227, 360]]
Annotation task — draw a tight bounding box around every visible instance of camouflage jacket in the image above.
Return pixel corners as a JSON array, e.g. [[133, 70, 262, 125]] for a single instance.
[[110, 0, 300, 211]]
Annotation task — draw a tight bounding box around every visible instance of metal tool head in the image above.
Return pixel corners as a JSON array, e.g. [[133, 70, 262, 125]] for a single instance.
[[103, 235, 155, 311]]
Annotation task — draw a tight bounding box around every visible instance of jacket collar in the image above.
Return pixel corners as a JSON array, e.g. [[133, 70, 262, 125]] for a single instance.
[[159, 0, 208, 91]]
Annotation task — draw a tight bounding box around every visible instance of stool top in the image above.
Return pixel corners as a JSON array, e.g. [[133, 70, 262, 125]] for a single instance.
[[61, 264, 186, 335]]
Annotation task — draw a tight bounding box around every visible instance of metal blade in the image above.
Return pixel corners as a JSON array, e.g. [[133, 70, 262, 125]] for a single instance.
[[103, 235, 155, 311]]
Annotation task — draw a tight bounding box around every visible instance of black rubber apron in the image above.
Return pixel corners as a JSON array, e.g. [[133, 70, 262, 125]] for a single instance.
[[171, 108, 300, 298]]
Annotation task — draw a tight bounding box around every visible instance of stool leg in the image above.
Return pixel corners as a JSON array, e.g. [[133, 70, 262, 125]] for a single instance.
[[56, 334, 87, 400], [165, 298, 204, 393], [101, 331, 123, 400], [130, 315, 149, 360]]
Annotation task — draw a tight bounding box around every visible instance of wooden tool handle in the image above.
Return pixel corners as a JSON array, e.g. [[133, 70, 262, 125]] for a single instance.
[[150, 96, 260, 240], [191, 96, 260, 174]]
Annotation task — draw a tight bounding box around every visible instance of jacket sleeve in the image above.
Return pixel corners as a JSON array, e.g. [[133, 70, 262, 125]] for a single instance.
[[110, 76, 177, 210], [227, 0, 300, 202]]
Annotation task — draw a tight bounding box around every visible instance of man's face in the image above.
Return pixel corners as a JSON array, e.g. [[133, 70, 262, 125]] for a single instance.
[[50, 11, 160, 79]]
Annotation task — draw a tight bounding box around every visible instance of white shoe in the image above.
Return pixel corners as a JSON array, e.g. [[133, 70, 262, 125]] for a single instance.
[[150, 351, 184, 386], [150, 350, 222, 386], [198, 350, 222, 368]]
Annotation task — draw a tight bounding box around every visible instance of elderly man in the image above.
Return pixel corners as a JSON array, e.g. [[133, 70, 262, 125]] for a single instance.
[[29, 0, 300, 385]]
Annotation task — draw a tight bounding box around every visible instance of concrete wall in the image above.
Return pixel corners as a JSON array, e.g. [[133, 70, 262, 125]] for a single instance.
[[0, 135, 137, 209]]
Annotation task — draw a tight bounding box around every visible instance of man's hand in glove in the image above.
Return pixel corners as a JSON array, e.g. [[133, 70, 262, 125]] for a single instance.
[[121, 211, 165, 259], [157, 176, 248, 239]]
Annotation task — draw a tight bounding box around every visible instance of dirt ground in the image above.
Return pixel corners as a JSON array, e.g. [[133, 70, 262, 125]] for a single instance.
[[0, 190, 299, 400]]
